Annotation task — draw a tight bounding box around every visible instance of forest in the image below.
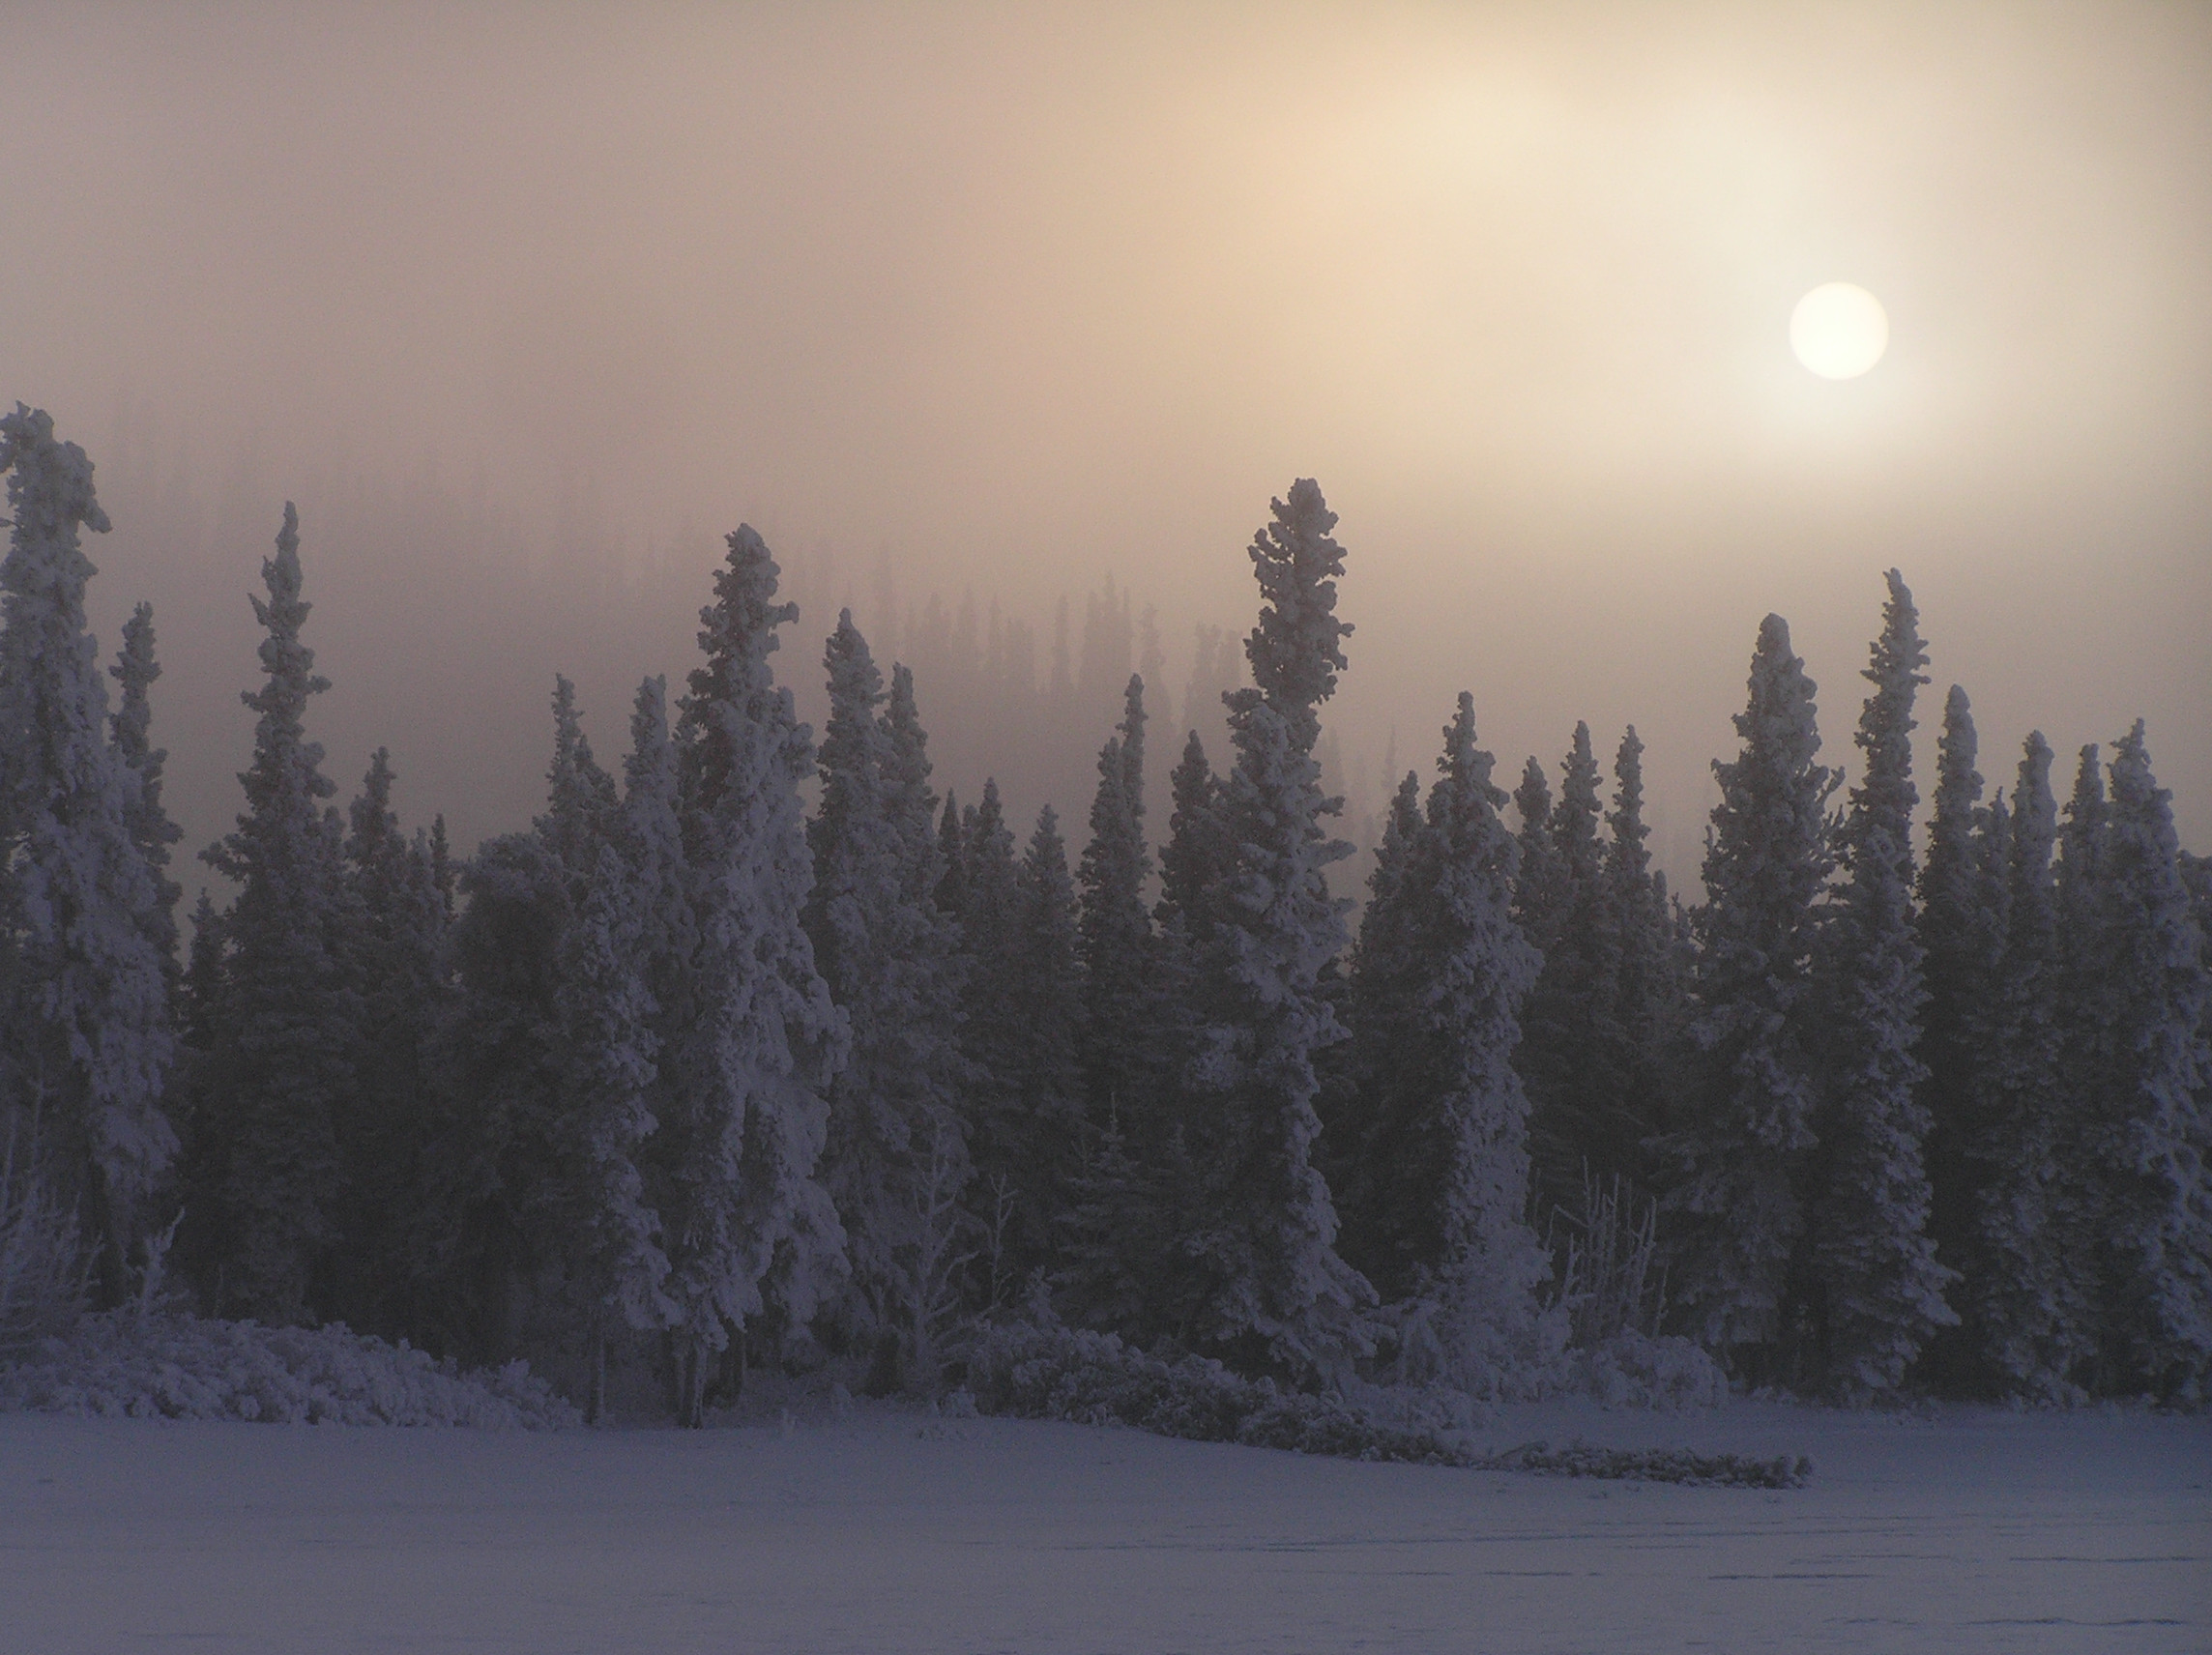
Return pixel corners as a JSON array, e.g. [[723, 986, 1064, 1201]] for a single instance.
[[4, 401, 2207, 1426]]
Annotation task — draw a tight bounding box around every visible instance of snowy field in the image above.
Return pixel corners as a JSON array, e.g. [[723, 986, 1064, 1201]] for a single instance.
[[3, 1401, 2205, 1654]]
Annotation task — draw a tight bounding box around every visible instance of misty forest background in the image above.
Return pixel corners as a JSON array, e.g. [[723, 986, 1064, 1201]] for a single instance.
[[4, 403, 2207, 1425]]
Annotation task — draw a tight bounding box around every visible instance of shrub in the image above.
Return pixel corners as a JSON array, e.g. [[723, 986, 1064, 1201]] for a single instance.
[[963, 1321, 1784, 1483], [0, 1311, 580, 1428]]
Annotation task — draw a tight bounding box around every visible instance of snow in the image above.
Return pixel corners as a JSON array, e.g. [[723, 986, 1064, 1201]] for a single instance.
[[3, 1401, 2203, 1652]]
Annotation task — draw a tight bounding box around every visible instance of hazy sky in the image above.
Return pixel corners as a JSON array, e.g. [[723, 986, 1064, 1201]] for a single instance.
[[4, 1, 2207, 891]]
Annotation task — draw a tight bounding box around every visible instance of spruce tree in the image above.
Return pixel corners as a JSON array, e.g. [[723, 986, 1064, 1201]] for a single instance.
[[2089, 724, 2212, 1399], [1350, 700, 1546, 1386], [803, 613, 969, 1388], [1176, 479, 1371, 1377], [1914, 683, 1995, 1385], [662, 526, 844, 1423], [185, 505, 364, 1322], [333, 747, 451, 1332], [1156, 729, 1232, 944], [1077, 676, 1157, 1129], [1519, 722, 1625, 1220], [539, 674, 617, 892], [961, 806, 1087, 1310], [1062, 679, 1166, 1326], [1603, 725, 1683, 1164], [1333, 769, 1426, 1283], [560, 678, 692, 1413], [1972, 733, 2096, 1395], [108, 604, 183, 991], [1511, 756, 1561, 963], [0, 406, 176, 1299], [1666, 614, 1835, 1379], [423, 828, 570, 1358], [932, 794, 967, 919], [1808, 571, 1956, 1396]]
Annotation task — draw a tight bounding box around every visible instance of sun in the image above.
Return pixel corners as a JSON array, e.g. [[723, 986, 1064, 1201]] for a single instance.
[[1790, 283, 1888, 380]]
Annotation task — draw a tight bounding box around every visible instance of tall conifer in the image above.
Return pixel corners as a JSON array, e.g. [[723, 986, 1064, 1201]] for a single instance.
[[1809, 571, 1956, 1396], [1666, 615, 1834, 1378], [0, 407, 176, 1298], [2090, 725, 2212, 1398], [1352, 700, 1545, 1385], [664, 526, 845, 1422], [107, 604, 183, 990], [1972, 733, 2094, 1393], [1177, 479, 1371, 1376], [189, 505, 359, 1322]]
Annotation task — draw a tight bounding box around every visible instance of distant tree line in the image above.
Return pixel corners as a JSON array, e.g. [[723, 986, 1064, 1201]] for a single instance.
[[4, 404, 2207, 1412]]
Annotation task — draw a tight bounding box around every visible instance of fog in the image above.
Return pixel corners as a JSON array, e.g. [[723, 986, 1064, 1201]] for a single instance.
[[4, 1, 2206, 895]]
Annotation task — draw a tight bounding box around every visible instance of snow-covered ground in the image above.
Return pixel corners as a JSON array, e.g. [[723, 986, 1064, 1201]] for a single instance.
[[2, 1399, 2204, 1653]]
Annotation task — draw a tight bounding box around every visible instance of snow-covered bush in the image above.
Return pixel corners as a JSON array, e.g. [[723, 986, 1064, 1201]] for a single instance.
[[966, 1322, 1467, 1466], [0, 1311, 580, 1427], [965, 1321, 1785, 1483], [1565, 1329, 1730, 1410]]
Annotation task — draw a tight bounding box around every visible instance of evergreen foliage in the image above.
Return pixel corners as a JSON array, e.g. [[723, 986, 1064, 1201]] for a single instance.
[[537, 676, 691, 1414], [332, 748, 451, 1333], [7, 416, 2205, 1415], [1666, 615, 1835, 1378], [665, 526, 845, 1423], [107, 604, 183, 992], [1808, 570, 1955, 1397], [1519, 722, 1636, 1220], [1970, 736, 2096, 1394], [185, 504, 358, 1324], [1077, 676, 1157, 1132], [804, 612, 970, 1387], [1173, 479, 1372, 1378], [0, 407, 177, 1300], [1351, 697, 1548, 1385], [1603, 725, 1684, 1162], [2085, 724, 2212, 1399], [1914, 684, 1998, 1387]]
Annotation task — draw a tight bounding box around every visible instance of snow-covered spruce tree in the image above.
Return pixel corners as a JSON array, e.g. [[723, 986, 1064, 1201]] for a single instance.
[[954, 779, 1022, 1112], [1077, 675, 1158, 1133], [1806, 570, 1956, 1398], [1061, 682, 1162, 1325], [1330, 769, 1427, 1285], [1664, 614, 1835, 1382], [1520, 722, 1632, 1220], [1912, 686, 1993, 1376], [422, 828, 570, 1359], [1603, 725, 1685, 1163], [1125, 727, 1240, 1336], [881, 664, 945, 907], [2085, 724, 2211, 1399], [414, 680, 627, 1363], [803, 614, 969, 1389], [539, 674, 617, 894], [1511, 756, 1562, 964], [0, 408, 177, 1302], [1174, 479, 1372, 1379], [1971, 733, 2097, 1396], [1354, 698, 1548, 1388], [1156, 729, 1235, 946], [330, 747, 452, 1333], [665, 527, 845, 1424], [107, 604, 184, 994], [558, 677, 691, 1417], [932, 793, 968, 919], [187, 504, 360, 1323], [978, 805, 1086, 1301]]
